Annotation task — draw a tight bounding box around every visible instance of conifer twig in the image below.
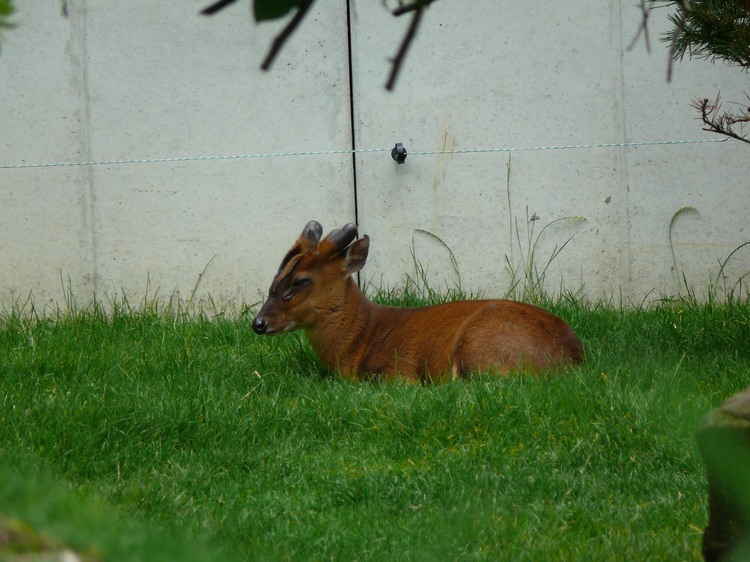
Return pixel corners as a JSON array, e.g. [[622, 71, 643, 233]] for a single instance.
[[693, 94, 750, 145]]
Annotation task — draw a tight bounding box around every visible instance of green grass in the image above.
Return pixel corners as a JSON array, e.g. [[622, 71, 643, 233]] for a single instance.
[[1, 293, 749, 561]]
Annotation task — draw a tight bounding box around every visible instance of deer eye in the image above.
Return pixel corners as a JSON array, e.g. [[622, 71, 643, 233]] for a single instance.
[[282, 278, 311, 301]]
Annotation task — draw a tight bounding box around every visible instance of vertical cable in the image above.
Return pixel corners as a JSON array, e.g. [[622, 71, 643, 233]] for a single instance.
[[345, 0, 362, 288], [345, 0, 359, 228]]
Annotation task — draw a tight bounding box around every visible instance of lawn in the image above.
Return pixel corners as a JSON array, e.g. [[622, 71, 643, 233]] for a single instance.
[[1, 292, 749, 561]]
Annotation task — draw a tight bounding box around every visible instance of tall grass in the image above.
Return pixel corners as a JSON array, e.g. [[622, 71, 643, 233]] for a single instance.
[[1, 285, 749, 560], [502, 154, 586, 302]]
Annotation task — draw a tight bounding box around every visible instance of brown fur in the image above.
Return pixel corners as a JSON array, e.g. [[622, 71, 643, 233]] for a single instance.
[[253, 221, 583, 382]]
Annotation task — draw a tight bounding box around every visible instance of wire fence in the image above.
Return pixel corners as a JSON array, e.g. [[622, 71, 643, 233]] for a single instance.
[[0, 137, 734, 170]]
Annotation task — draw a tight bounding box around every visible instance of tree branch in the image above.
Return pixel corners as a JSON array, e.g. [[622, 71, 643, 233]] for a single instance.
[[260, 0, 315, 71], [200, 0, 239, 16], [392, 0, 435, 17], [385, 2, 426, 91], [627, 0, 651, 52], [693, 94, 750, 145]]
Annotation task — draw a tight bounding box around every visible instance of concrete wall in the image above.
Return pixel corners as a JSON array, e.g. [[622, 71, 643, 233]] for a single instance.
[[1, 0, 748, 312], [350, 1, 750, 301]]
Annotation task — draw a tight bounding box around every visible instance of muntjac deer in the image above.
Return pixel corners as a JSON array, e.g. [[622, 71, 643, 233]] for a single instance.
[[252, 221, 583, 382]]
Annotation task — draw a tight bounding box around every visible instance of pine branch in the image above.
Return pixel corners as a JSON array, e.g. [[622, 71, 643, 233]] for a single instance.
[[661, 0, 750, 69], [693, 94, 750, 144]]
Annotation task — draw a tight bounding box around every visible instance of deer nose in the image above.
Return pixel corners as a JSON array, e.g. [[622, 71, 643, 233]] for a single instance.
[[252, 317, 268, 335]]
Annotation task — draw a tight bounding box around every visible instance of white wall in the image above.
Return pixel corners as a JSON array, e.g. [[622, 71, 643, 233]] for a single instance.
[[350, 1, 750, 302], [1, 1, 748, 312], [1, 1, 355, 311]]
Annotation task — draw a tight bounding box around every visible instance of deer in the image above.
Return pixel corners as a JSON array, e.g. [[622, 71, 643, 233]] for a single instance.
[[252, 221, 583, 383]]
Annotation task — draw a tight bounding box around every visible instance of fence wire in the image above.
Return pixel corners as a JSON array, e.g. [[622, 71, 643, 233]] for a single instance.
[[0, 137, 734, 170]]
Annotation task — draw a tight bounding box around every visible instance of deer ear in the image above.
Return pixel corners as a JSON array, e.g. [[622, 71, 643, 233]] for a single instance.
[[345, 235, 369, 274]]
